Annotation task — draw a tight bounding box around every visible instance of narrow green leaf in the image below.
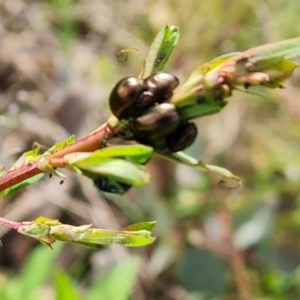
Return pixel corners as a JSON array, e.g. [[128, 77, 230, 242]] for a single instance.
[[75, 158, 150, 186], [8, 148, 41, 171], [54, 268, 80, 300], [261, 59, 299, 88], [205, 164, 241, 189], [88, 257, 141, 300], [0, 174, 45, 197], [42, 135, 75, 156], [19, 243, 63, 299], [123, 221, 156, 232], [159, 152, 241, 189], [200, 52, 241, 73], [97, 144, 153, 164], [64, 144, 153, 168], [81, 228, 155, 247], [114, 230, 155, 247], [2, 277, 22, 300], [142, 25, 179, 78], [237, 36, 300, 66], [178, 102, 227, 119], [49, 223, 155, 248]]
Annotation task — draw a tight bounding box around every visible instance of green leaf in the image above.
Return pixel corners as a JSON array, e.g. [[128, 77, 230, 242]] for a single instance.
[[176, 246, 227, 295], [48, 221, 155, 248], [123, 221, 156, 232], [236, 36, 300, 66], [88, 257, 141, 300], [11, 217, 152, 250], [234, 204, 274, 251], [73, 158, 150, 186], [76, 228, 155, 247], [19, 243, 63, 299], [142, 25, 179, 78], [159, 151, 241, 189], [42, 135, 75, 156], [261, 59, 299, 88], [199, 52, 241, 74], [7, 148, 41, 171], [178, 102, 227, 119], [1, 277, 22, 300], [0, 174, 45, 197], [98, 144, 153, 164], [54, 268, 80, 300], [66, 145, 153, 165]]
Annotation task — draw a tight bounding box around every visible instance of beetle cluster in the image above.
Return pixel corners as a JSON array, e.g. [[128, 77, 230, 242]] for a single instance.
[[94, 72, 198, 195], [109, 72, 198, 154]]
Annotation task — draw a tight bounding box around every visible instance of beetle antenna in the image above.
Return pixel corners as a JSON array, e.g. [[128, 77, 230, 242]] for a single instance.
[[116, 48, 145, 67]]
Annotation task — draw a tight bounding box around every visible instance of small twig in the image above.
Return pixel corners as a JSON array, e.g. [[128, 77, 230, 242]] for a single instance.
[[0, 216, 20, 230], [220, 207, 252, 300], [229, 249, 251, 300]]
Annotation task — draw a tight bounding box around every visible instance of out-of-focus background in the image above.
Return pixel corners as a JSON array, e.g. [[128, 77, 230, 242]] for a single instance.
[[1, 1, 300, 299]]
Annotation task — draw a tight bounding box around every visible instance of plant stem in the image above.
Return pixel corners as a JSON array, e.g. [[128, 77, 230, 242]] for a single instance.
[[221, 207, 251, 300], [229, 249, 251, 300], [0, 217, 20, 230], [0, 122, 114, 192]]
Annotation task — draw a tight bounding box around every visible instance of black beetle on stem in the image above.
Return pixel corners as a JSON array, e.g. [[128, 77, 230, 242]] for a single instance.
[[109, 77, 145, 119], [109, 72, 180, 120]]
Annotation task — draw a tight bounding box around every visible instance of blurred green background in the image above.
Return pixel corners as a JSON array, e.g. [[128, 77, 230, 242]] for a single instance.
[[1, 0, 300, 299]]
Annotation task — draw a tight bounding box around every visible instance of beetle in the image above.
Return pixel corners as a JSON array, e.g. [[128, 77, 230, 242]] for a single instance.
[[166, 122, 197, 152], [138, 72, 180, 108], [133, 102, 181, 140], [109, 77, 145, 119], [109, 72, 180, 120], [93, 176, 132, 195]]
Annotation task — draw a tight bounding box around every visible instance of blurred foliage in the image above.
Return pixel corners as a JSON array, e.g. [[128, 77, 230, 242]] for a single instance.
[[0, 243, 141, 300], [1, 0, 300, 299]]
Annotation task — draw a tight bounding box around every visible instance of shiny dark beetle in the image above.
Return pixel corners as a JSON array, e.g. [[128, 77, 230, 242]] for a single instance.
[[166, 122, 197, 152], [93, 176, 132, 195], [138, 72, 180, 108], [109, 72, 180, 120], [109, 77, 145, 119], [133, 103, 181, 140]]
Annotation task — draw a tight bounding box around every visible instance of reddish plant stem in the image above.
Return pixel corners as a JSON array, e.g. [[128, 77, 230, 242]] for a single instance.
[[220, 207, 251, 300], [0, 122, 115, 192], [51, 123, 110, 160], [0, 162, 42, 192], [229, 249, 251, 300], [0, 217, 20, 230], [212, 186, 252, 299]]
